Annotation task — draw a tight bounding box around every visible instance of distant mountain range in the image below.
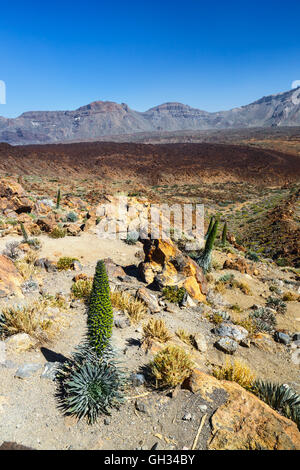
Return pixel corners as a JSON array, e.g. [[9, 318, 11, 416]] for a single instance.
[[0, 87, 300, 145]]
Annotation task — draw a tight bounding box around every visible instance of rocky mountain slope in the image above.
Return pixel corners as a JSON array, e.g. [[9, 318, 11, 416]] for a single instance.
[[1, 88, 300, 145]]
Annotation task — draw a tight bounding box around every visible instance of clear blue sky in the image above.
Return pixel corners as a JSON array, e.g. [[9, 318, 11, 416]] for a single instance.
[[0, 0, 299, 117]]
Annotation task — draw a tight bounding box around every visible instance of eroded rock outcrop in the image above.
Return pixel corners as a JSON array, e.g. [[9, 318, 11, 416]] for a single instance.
[[184, 369, 300, 450], [0, 179, 34, 216], [138, 238, 207, 301], [0, 254, 23, 298]]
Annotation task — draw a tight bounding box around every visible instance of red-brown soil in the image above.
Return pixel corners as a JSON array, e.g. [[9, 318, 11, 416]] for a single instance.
[[0, 141, 299, 186]]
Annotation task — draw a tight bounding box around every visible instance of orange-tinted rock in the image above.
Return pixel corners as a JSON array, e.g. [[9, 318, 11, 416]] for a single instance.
[[183, 369, 300, 450], [0, 255, 23, 298], [138, 238, 207, 301], [0, 179, 34, 214]]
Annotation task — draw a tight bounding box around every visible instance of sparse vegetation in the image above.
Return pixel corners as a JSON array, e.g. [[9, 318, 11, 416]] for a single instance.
[[110, 290, 147, 324], [213, 358, 256, 391], [266, 296, 287, 314], [71, 278, 93, 301], [162, 286, 186, 305], [143, 318, 172, 343], [150, 345, 193, 388], [14, 251, 39, 280], [175, 328, 194, 346], [0, 300, 59, 343], [250, 307, 277, 333], [57, 256, 79, 271], [49, 226, 66, 238]]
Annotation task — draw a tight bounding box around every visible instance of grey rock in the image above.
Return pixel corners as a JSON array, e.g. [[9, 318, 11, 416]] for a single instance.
[[215, 337, 239, 354], [0, 360, 16, 369], [104, 418, 111, 425], [15, 363, 42, 379], [41, 362, 60, 380], [135, 399, 147, 413], [199, 405, 208, 413], [114, 317, 130, 329], [131, 373, 146, 387], [293, 333, 300, 341], [136, 287, 161, 314], [240, 338, 251, 348], [193, 333, 207, 353], [182, 412, 192, 421], [213, 322, 248, 342], [275, 332, 291, 345]]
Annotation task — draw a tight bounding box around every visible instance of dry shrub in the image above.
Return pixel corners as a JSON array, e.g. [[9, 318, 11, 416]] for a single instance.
[[143, 318, 172, 343], [71, 278, 93, 301], [282, 291, 299, 302], [150, 345, 193, 388], [111, 290, 147, 324], [214, 282, 226, 294], [0, 301, 58, 343], [176, 328, 194, 346], [14, 251, 39, 280], [234, 317, 257, 336], [213, 358, 255, 391], [234, 280, 252, 295]]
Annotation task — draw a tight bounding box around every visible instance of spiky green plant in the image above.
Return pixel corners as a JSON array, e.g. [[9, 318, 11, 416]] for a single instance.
[[253, 380, 300, 429], [56, 188, 61, 209], [56, 343, 126, 424], [250, 307, 277, 333], [20, 222, 29, 242], [266, 296, 287, 315], [87, 260, 113, 356], [205, 216, 214, 240], [221, 221, 227, 246], [197, 219, 219, 273]]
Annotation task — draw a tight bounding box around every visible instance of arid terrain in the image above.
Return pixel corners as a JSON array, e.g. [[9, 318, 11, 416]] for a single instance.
[[0, 137, 299, 450]]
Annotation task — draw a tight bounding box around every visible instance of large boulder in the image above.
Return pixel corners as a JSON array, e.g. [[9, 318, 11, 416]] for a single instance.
[[138, 239, 207, 302], [0, 255, 23, 298], [0, 179, 34, 215], [184, 369, 300, 450]]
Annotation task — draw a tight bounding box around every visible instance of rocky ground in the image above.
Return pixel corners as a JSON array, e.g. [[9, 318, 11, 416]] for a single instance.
[[0, 178, 299, 450]]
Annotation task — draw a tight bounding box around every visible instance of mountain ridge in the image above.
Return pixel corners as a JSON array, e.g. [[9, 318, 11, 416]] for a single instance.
[[1, 87, 300, 145]]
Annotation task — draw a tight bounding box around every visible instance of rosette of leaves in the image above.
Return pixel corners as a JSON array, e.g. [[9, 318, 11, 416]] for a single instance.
[[250, 307, 277, 333], [56, 343, 127, 424], [266, 296, 287, 315], [87, 260, 113, 356], [253, 380, 300, 429]]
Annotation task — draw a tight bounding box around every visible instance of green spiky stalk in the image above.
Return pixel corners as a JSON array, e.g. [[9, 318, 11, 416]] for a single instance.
[[221, 221, 227, 246], [56, 188, 61, 209], [197, 219, 219, 273], [20, 222, 29, 242], [87, 260, 113, 356], [205, 216, 214, 240]]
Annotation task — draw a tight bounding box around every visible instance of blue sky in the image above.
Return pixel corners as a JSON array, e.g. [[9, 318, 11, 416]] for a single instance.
[[0, 0, 299, 117]]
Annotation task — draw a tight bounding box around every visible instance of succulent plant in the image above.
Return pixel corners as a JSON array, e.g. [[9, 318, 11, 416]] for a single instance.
[[253, 380, 300, 429], [250, 307, 277, 333], [56, 343, 126, 424], [266, 296, 287, 315]]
